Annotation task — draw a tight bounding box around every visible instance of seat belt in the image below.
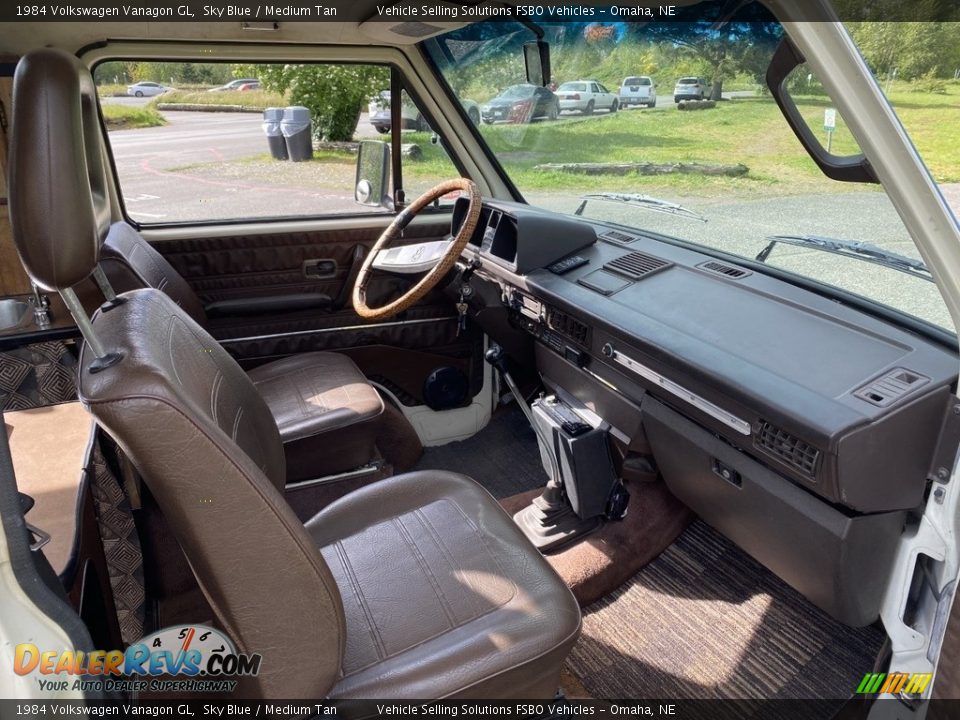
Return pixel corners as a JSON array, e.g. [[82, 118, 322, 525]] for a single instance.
[[88, 436, 146, 646]]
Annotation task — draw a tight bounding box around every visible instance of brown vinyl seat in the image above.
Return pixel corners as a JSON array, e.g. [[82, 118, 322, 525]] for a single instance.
[[86, 181, 392, 483], [7, 48, 581, 700]]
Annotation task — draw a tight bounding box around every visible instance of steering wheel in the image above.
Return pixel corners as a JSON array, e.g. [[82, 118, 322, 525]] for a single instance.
[[352, 178, 482, 321]]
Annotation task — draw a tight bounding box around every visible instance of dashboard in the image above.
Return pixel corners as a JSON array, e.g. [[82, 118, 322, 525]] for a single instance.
[[448, 196, 959, 626]]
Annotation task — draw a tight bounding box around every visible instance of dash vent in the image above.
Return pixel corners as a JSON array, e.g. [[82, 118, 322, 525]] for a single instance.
[[546, 307, 590, 346], [698, 260, 751, 279], [854, 368, 928, 407], [756, 421, 820, 477], [600, 229, 637, 245], [604, 251, 672, 280]]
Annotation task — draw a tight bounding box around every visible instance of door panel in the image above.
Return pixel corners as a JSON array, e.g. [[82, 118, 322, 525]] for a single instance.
[[146, 217, 482, 400]]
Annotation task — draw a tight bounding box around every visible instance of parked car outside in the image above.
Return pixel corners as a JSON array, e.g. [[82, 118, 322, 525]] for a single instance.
[[368, 91, 481, 133], [674, 76, 710, 102], [481, 84, 559, 124], [556, 81, 619, 114], [126, 81, 171, 97], [236, 81, 260, 92], [619, 76, 657, 108], [208, 78, 259, 92]]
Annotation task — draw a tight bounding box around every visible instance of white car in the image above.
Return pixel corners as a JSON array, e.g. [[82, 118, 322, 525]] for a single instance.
[[674, 76, 710, 102], [556, 81, 619, 115], [619, 76, 657, 108], [125, 81, 170, 97]]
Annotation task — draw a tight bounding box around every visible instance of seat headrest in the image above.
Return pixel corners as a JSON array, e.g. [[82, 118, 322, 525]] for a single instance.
[[8, 48, 111, 291]]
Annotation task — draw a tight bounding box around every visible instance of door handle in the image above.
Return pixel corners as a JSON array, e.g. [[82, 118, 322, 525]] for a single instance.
[[303, 258, 337, 279]]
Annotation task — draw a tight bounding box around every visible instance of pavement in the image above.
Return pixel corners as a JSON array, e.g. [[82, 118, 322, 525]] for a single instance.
[[100, 94, 154, 107], [108, 109, 383, 221]]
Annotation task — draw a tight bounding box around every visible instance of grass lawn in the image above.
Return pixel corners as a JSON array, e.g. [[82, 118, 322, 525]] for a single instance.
[[149, 88, 287, 109], [399, 85, 959, 197], [164, 83, 958, 206], [101, 104, 167, 130]]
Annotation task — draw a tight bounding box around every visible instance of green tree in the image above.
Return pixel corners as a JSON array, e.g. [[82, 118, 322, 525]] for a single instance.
[[642, 20, 781, 99], [241, 64, 389, 141], [94, 61, 133, 85], [847, 22, 959, 79]]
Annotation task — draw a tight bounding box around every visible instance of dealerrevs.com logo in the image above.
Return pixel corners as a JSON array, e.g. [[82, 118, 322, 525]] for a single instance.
[[14, 625, 261, 694]]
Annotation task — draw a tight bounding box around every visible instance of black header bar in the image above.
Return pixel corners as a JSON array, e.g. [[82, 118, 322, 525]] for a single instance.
[[1, 1, 958, 24]]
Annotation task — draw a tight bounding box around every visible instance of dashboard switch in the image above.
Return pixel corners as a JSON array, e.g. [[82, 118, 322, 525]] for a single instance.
[[564, 345, 588, 367]]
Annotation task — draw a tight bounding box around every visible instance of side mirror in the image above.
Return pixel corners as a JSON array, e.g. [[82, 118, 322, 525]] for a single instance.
[[355, 140, 391, 208], [523, 40, 551, 87]]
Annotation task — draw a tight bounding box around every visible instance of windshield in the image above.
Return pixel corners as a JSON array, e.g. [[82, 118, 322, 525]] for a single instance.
[[425, 8, 959, 333]]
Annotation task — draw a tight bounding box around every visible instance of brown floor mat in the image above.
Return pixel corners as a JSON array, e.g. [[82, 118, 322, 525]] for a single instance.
[[6, 402, 91, 574], [500, 479, 693, 607], [566, 519, 885, 706]]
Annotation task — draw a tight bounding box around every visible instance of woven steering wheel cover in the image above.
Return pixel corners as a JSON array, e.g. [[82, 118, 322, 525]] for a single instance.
[[352, 178, 482, 321]]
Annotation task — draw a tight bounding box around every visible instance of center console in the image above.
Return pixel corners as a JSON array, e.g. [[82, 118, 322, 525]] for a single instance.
[[484, 345, 628, 551]]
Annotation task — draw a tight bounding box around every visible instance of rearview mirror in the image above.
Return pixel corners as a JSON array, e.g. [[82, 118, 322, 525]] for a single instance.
[[355, 140, 391, 208], [523, 40, 551, 87]]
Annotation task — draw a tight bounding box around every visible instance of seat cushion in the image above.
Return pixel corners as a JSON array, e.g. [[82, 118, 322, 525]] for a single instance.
[[306, 471, 582, 699], [248, 352, 384, 482]]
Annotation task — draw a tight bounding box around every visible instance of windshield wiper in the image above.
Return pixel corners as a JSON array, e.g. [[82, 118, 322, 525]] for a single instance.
[[756, 234, 932, 282], [575, 192, 707, 223]]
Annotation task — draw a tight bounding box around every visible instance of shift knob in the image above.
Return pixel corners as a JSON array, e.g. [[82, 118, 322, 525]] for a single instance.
[[484, 344, 509, 374]]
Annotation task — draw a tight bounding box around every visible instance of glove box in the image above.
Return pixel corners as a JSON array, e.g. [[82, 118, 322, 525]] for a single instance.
[[642, 395, 905, 626]]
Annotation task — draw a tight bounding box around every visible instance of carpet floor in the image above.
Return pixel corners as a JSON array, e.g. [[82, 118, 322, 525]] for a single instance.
[[414, 406, 883, 706], [412, 404, 547, 499], [567, 519, 885, 708]]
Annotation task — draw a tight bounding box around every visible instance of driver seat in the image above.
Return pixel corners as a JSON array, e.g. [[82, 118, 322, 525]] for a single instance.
[[7, 48, 582, 699]]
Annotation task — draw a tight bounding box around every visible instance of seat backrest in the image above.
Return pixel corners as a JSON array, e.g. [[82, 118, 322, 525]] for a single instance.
[[7, 48, 345, 699], [99, 221, 209, 325]]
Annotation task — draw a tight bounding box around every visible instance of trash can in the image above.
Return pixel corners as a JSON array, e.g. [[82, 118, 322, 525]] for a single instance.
[[262, 107, 288, 161], [281, 106, 313, 162]]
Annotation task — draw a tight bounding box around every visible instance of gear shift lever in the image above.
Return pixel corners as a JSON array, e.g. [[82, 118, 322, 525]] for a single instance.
[[484, 344, 592, 550], [485, 344, 560, 486]]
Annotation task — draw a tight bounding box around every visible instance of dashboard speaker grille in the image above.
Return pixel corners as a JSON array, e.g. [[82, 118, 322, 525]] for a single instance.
[[604, 251, 672, 280], [756, 421, 820, 477]]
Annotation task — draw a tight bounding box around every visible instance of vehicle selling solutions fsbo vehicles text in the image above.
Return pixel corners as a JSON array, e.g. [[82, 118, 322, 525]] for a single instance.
[[373, 5, 677, 20]]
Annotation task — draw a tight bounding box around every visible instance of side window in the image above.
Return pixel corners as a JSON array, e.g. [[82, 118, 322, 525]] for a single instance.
[[391, 88, 461, 203], [94, 61, 459, 225]]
